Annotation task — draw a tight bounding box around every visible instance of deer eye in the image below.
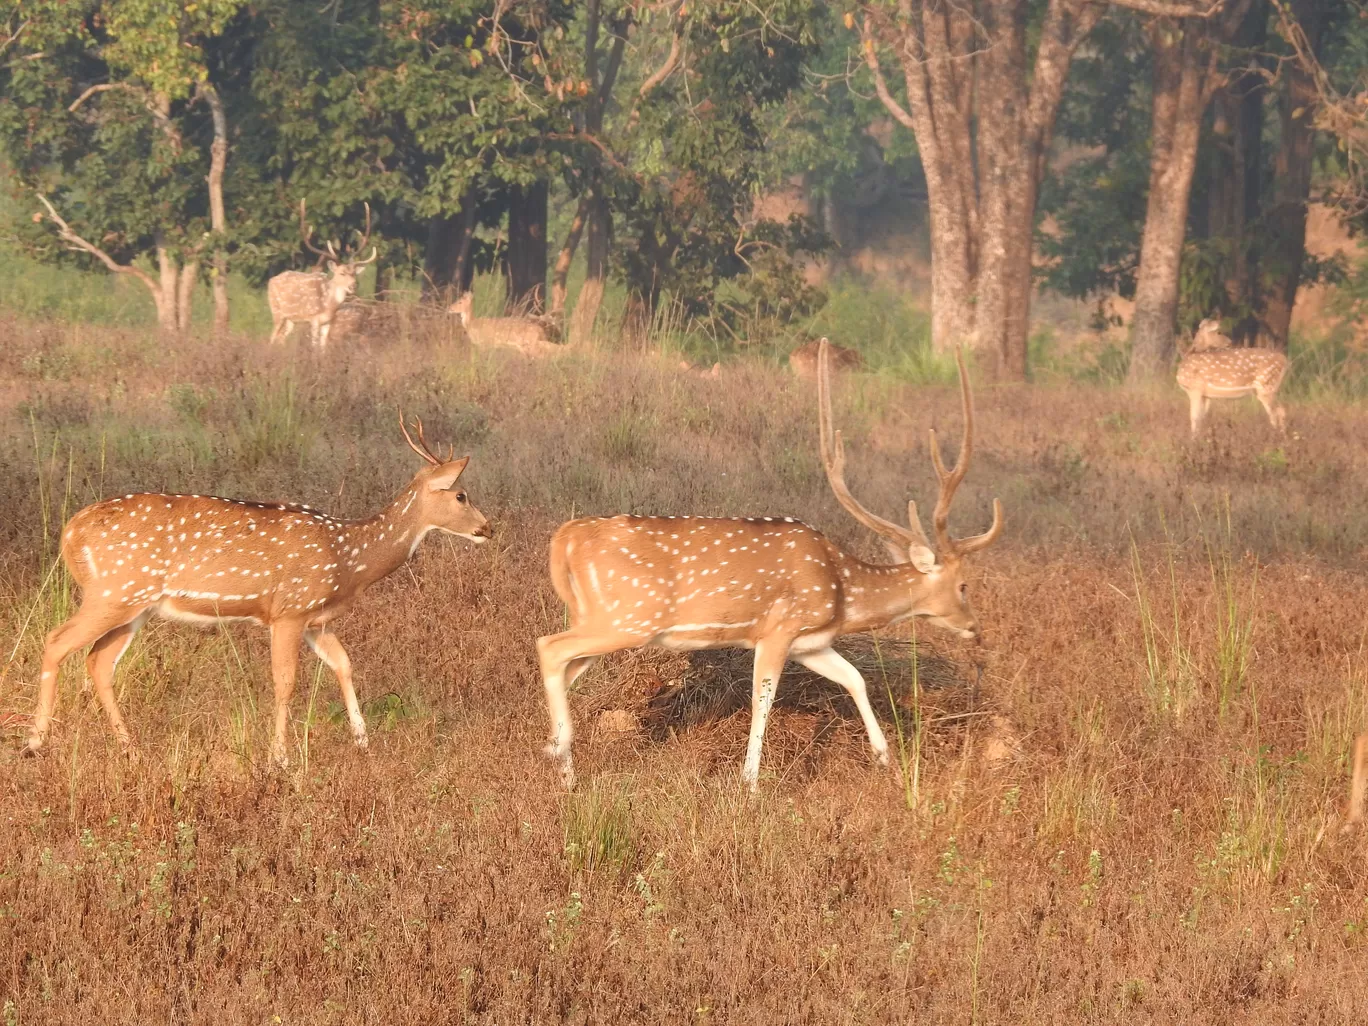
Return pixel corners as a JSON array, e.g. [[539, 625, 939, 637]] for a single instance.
[[959, 582, 968, 599], [455, 492, 467, 503]]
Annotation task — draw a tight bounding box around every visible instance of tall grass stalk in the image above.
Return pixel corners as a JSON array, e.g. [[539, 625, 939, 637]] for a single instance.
[[1205, 504, 1258, 723], [1129, 531, 1198, 720], [877, 629, 923, 812]]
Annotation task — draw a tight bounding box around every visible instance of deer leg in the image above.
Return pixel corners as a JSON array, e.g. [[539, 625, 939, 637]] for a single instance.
[[304, 628, 367, 749], [29, 604, 144, 753], [742, 637, 793, 791], [269, 316, 290, 345], [316, 317, 332, 348], [268, 619, 305, 767], [795, 647, 890, 767], [1186, 390, 1210, 437], [1256, 387, 1287, 434], [536, 630, 631, 789], [84, 609, 152, 751], [1349, 733, 1368, 828]]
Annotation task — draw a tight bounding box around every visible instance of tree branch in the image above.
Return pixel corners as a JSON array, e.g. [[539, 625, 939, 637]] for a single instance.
[[860, 19, 917, 132], [1109, 0, 1226, 17], [35, 194, 159, 294]]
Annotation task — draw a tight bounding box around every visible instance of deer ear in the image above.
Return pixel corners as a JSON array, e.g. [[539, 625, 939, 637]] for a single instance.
[[908, 545, 938, 574], [426, 457, 469, 491]]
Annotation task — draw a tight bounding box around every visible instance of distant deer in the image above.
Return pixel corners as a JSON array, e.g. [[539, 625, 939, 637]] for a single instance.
[[448, 291, 562, 357], [26, 415, 490, 766], [1176, 318, 1288, 437], [268, 201, 378, 347], [790, 337, 861, 381], [536, 340, 1002, 790]]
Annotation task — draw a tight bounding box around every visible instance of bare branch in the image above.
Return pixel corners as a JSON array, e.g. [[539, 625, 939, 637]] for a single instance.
[[860, 19, 917, 132], [35, 194, 159, 293], [1109, 0, 1226, 17]]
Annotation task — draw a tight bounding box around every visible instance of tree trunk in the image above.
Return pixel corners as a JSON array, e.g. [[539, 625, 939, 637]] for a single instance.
[[1128, 29, 1215, 379], [423, 188, 480, 301], [202, 83, 230, 334], [177, 261, 199, 333], [504, 179, 549, 313], [568, 189, 610, 345], [154, 235, 180, 333], [550, 194, 589, 316], [1205, 0, 1266, 340], [1263, 0, 1326, 348], [862, 0, 1100, 377]]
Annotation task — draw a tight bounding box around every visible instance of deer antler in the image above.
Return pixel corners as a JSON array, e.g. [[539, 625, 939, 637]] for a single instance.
[[817, 338, 933, 555], [928, 349, 1003, 557], [398, 410, 443, 466], [350, 202, 378, 266], [298, 199, 332, 268]]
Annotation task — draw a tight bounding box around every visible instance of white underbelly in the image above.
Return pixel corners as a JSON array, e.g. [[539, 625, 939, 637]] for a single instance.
[[1203, 385, 1256, 399], [154, 599, 259, 628]]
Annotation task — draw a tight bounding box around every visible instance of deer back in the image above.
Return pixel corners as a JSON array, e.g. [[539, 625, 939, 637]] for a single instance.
[[1177, 348, 1288, 394], [63, 493, 365, 622]]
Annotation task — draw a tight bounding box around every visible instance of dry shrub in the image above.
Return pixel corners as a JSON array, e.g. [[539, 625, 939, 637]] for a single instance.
[[1, 313, 1367, 1023]]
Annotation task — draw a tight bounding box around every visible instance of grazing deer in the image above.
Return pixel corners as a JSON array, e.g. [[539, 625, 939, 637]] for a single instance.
[[789, 338, 861, 381], [268, 201, 378, 347], [536, 338, 1003, 790], [26, 416, 490, 765], [448, 291, 562, 356], [1175, 324, 1289, 436]]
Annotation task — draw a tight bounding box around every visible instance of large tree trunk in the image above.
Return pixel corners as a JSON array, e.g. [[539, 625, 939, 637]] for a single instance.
[[862, 0, 1100, 378], [1128, 28, 1217, 379], [202, 83, 230, 334], [1205, 0, 1267, 341], [568, 188, 610, 345], [504, 180, 549, 313], [550, 195, 589, 316], [1263, 0, 1326, 348]]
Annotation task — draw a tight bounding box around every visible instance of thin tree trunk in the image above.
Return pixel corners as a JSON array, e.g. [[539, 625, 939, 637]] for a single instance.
[[154, 234, 179, 333], [568, 189, 610, 346], [202, 83, 230, 334], [550, 195, 589, 316], [1263, 0, 1326, 348], [423, 188, 480, 302], [1128, 31, 1215, 379], [177, 260, 199, 333]]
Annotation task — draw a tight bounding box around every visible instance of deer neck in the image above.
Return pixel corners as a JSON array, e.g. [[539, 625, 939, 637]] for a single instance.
[[833, 550, 928, 635], [330, 485, 432, 592]]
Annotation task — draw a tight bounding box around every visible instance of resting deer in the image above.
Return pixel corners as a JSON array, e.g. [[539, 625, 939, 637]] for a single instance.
[[26, 416, 490, 765], [790, 338, 861, 381], [268, 201, 378, 347], [536, 338, 1003, 790], [1176, 318, 1288, 436], [448, 291, 562, 357]]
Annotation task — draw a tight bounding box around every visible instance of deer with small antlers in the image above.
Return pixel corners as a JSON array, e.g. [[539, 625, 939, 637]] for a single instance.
[[268, 200, 378, 347], [536, 338, 1003, 790], [1176, 318, 1289, 437], [26, 416, 490, 765]]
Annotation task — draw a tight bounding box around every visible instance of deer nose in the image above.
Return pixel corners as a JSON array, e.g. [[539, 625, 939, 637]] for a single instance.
[[474, 521, 493, 538]]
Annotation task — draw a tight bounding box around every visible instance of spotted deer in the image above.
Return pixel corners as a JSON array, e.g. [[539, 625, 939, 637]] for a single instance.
[[1176, 321, 1288, 437], [268, 201, 378, 347], [789, 337, 861, 381], [448, 291, 562, 357], [27, 416, 490, 765], [536, 338, 1003, 790]]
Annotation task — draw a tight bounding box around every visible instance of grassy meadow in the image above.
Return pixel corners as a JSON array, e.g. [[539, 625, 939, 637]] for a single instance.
[[2, 264, 1368, 1023]]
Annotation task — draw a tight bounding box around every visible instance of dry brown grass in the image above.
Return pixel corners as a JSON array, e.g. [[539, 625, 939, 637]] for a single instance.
[[2, 313, 1368, 1023]]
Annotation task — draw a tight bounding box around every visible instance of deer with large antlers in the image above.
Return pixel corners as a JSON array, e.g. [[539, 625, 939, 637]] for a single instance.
[[535, 338, 1003, 790], [26, 416, 490, 765], [267, 200, 378, 347]]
